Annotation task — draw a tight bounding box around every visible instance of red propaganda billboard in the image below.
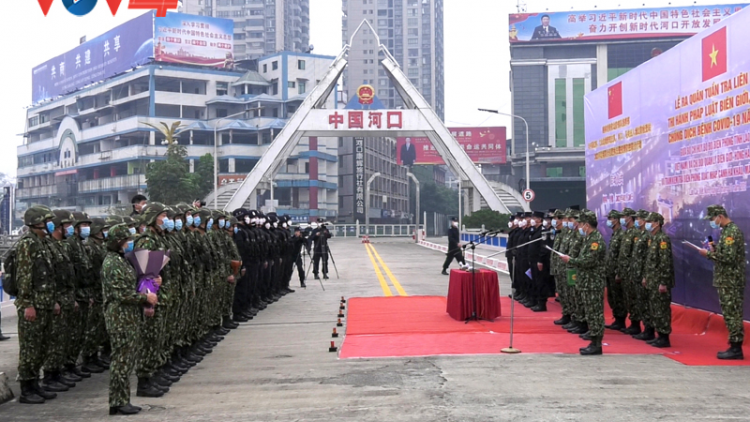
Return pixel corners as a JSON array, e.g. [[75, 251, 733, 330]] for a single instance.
[[396, 127, 507, 166], [509, 5, 744, 44]]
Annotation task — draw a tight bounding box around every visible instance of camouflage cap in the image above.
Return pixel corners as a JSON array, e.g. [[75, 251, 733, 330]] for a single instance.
[[24, 205, 54, 226], [106, 223, 133, 251], [607, 209, 623, 219], [621, 207, 636, 217], [71, 211, 92, 226], [164, 206, 177, 219], [579, 210, 598, 226], [553, 209, 566, 218], [565, 209, 581, 219], [121, 216, 135, 226], [195, 208, 213, 222], [645, 212, 664, 225], [106, 215, 124, 227], [141, 202, 167, 227], [635, 209, 650, 219], [52, 209, 74, 227], [704, 204, 728, 220], [90, 217, 107, 236], [228, 216, 239, 226]]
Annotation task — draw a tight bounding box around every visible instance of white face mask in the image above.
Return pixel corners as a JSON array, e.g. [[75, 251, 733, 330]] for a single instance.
[[264, 222, 271, 229], [543, 220, 549, 227], [451, 221, 458, 227], [244, 216, 251, 224], [282, 222, 287, 228], [272, 222, 278, 228], [529, 220, 537, 227], [508, 222, 513, 228], [519, 220, 527, 228], [311, 222, 318, 229]]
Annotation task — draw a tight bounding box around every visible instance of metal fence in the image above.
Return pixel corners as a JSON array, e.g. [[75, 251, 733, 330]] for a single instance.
[[323, 224, 426, 238]]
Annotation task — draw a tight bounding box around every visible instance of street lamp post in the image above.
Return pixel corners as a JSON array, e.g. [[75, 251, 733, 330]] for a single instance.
[[365, 172, 381, 236], [478, 108, 530, 192], [406, 172, 420, 243], [212, 109, 252, 208]]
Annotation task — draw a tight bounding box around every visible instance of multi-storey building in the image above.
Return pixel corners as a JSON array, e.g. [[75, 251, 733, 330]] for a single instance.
[[181, 0, 310, 60], [18, 51, 338, 221]]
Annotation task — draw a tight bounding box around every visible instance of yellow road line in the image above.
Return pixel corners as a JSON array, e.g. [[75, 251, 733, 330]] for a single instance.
[[364, 242, 392, 296], [367, 243, 408, 296]]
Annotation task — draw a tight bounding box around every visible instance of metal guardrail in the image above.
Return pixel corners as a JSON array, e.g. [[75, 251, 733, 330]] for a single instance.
[[302, 224, 426, 238]]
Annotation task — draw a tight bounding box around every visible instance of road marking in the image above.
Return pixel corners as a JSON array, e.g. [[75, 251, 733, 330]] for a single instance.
[[364, 242, 392, 296], [367, 243, 407, 296]]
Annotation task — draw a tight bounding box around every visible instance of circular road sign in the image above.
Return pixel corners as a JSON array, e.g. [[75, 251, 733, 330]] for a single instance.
[[522, 189, 535, 202]]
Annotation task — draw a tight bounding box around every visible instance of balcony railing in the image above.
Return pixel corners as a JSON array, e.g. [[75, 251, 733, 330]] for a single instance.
[[78, 174, 145, 193], [17, 185, 58, 199]]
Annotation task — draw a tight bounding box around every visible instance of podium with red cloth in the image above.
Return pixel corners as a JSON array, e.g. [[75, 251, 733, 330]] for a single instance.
[[446, 269, 501, 321]]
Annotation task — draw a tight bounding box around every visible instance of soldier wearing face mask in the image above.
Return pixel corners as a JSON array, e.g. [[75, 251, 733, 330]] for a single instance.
[[231, 209, 255, 322], [441, 217, 465, 275], [311, 219, 332, 280], [514, 212, 533, 305], [506, 212, 523, 292], [550, 209, 572, 326], [562, 207, 587, 335], [630, 209, 654, 342], [526, 211, 548, 311]]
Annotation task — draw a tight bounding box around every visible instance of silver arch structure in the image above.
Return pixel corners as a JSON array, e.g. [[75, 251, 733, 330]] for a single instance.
[[223, 20, 529, 214]]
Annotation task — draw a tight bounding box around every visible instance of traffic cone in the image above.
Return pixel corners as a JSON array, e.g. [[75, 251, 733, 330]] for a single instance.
[[340, 303, 345, 310], [329, 341, 338, 352], [337, 319, 343, 327], [337, 308, 345, 318], [332, 328, 339, 338], [341, 296, 346, 303]]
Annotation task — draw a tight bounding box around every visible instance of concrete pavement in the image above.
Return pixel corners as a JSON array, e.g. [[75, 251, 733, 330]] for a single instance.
[[0, 237, 748, 421]]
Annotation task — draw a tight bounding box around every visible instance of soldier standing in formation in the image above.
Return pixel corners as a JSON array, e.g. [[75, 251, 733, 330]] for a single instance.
[[698, 205, 746, 360], [312, 220, 332, 280], [604, 210, 627, 331], [12, 200, 310, 409], [642, 212, 674, 348]]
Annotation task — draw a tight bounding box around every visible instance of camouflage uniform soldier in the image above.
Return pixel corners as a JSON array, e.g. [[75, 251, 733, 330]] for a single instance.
[[42, 210, 78, 393], [91, 218, 113, 366], [102, 224, 158, 415], [550, 210, 571, 326], [223, 215, 243, 324], [604, 210, 627, 331], [631, 210, 655, 341], [81, 213, 110, 371], [642, 212, 674, 348], [563, 210, 607, 355], [564, 209, 586, 335], [700, 205, 746, 360], [616, 208, 641, 335], [16, 206, 59, 404]]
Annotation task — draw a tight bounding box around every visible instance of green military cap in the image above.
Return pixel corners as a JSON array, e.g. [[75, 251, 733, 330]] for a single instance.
[[90, 217, 107, 236], [164, 205, 177, 219], [121, 216, 135, 227], [71, 211, 92, 226], [607, 209, 623, 219], [106, 215, 124, 227], [553, 209, 566, 218], [52, 209, 74, 227], [141, 202, 167, 227], [704, 204, 728, 219], [229, 216, 239, 226], [24, 205, 54, 226], [106, 223, 134, 252], [636, 209, 650, 219], [579, 210, 598, 225], [195, 208, 212, 221], [645, 212, 664, 225], [621, 207, 636, 217], [565, 209, 581, 219]]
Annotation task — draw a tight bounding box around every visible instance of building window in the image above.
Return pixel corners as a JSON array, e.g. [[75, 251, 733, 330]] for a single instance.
[[272, 61, 278, 70], [298, 80, 306, 94], [408, 28, 418, 36], [272, 79, 279, 95], [408, 48, 418, 57], [217, 109, 228, 118], [288, 81, 296, 88], [298, 60, 305, 70], [217, 82, 228, 96], [554, 78, 567, 148], [579, 166, 586, 177], [573, 78, 586, 147], [546, 167, 563, 178], [305, 162, 310, 173], [263, 63, 267, 73]]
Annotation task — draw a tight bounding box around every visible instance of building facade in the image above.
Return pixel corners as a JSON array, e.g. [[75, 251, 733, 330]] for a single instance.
[[337, 0, 444, 223], [181, 0, 310, 60], [508, 5, 743, 210], [18, 52, 338, 221]]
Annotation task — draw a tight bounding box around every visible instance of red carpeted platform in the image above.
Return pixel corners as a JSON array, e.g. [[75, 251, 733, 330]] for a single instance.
[[339, 296, 750, 366]]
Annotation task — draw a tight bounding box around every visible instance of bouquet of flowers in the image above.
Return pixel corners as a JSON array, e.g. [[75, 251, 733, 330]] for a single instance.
[[126, 248, 170, 307]]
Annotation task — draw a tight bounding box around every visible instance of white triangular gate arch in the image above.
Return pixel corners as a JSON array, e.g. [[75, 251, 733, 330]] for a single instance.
[[223, 20, 529, 214]]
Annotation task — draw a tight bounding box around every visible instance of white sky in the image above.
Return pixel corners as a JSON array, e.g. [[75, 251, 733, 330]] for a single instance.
[[0, 0, 733, 178]]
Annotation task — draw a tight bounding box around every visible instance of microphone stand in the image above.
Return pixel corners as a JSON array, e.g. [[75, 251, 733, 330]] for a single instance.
[[462, 231, 500, 324]]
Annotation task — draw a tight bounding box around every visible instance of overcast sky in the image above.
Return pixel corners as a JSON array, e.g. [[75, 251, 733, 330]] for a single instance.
[[0, 0, 733, 178]]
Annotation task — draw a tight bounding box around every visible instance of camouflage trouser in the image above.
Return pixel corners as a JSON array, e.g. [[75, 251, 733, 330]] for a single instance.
[[581, 288, 605, 338], [571, 285, 586, 324], [158, 296, 174, 367], [43, 310, 68, 372], [108, 330, 138, 408], [634, 282, 652, 328], [135, 306, 164, 378], [82, 301, 105, 359], [67, 302, 89, 367], [647, 287, 672, 335], [223, 278, 235, 318], [606, 276, 628, 319], [718, 284, 745, 343], [555, 269, 574, 316], [17, 307, 53, 381], [624, 279, 640, 322]]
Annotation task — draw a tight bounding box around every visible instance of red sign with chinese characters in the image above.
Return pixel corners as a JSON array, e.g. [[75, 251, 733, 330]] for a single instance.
[[327, 110, 403, 129], [396, 127, 507, 165]]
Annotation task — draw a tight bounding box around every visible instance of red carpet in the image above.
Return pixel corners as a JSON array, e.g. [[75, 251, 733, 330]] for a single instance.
[[339, 296, 749, 366]]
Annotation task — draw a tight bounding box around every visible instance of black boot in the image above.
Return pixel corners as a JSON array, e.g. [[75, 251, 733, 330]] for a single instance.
[[94, 356, 110, 370], [579, 331, 591, 341], [0, 333, 9, 341], [717, 342, 744, 360], [650, 333, 671, 348], [136, 377, 164, 397], [110, 403, 141, 415], [286, 287, 296, 293], [580, 337, 603, 355], [562, 320, 577, 330], [42, 372, 68, 393], [19, 380, 45, 404], [33, 380, 57, 400], [531, 301, 547, 312], [570, 323, 589, 335], [233, 314, 249, 323], [300, 280, 307, 288], [53, 371, 75, 388], [323, 274, 329, 280], [521, 298, 536, 308], [61, 370, 82, 383], [81, 357, 105, 374], [633, 326, 655, 341], [606, 317, 627, 331], [554, 315, 571, 326], [623, 321, 642, 335]]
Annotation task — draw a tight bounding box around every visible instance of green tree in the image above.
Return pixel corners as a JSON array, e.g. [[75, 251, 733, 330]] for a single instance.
[[190, 153, 215, 200], [146, 143, 210, 205], [462, 209, 511, 229], [408, 165, 458, 218]]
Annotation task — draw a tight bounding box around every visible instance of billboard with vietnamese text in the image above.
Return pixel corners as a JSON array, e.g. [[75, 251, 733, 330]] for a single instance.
[[154, 12, 234, 68], [584, 8, 750, 316], [31, 11, 154, 104], [509, 5, 745, 44], [396, 127, 507, 166]]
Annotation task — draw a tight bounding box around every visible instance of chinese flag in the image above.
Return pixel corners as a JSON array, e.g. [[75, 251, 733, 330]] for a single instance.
[[702, 27, 727, 82], [608, 81, 623, 120]]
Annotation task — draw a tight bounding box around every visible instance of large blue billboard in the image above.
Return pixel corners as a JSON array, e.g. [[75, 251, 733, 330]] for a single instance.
[[31, 11, 154, 104]]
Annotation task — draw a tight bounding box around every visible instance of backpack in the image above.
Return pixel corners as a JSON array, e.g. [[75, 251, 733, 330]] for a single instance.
[[2, 246, 18, 297]]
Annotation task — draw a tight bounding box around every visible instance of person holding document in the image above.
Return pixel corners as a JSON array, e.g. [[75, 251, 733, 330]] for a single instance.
[[695, 205, 745, 360]]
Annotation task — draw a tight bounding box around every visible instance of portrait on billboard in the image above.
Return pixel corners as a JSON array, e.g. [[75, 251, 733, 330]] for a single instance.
[[531, 14, 561, 40], [400, 137, 417, 167]]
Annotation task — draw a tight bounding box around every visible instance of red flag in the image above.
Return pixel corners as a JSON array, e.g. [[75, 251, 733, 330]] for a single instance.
[[105, 0, 124, 15], [608, 81, 623, 120], [37, 0, 54, 16], [702, 27, 727, 82]]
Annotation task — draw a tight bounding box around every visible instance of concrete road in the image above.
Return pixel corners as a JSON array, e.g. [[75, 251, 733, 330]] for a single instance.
[[0, 237, 748, 422]]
